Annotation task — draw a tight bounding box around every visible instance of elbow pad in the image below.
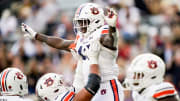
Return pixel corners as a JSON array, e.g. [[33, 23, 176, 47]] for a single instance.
[[85, 73, 101, 95]]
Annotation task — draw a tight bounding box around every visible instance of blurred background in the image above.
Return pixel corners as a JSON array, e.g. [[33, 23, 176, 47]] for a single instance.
[[0, 0, 179, 100]]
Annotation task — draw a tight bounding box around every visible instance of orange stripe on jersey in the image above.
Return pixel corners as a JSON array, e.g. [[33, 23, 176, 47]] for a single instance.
[[64, 92, 75, 101], [110, 79, 119, 101], [153, 90, 175, 98], [68, 35, 80, 50], [101, 29, 109, 34], [1, 70, 8, 92], [69, 43, 76, 50], [75, 35, 80, 41]]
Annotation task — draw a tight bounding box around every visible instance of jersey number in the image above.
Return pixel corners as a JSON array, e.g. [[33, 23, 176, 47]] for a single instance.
[[78, 44, 90, 60]]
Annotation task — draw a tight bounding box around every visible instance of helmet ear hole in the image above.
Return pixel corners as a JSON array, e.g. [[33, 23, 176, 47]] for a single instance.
[[54, 89, 59, 93], [20, 84, 23, 90], [133, 83, 139, 86], [95, 20, 100, 23], [87, 19, 90, 25], [40, 85, 43, 89], [151, 76, 156, 79]]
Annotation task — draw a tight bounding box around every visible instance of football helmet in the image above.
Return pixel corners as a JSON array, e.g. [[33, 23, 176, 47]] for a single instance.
[[126, 53, 165, 91], [73, 3, 104, 38], [0, 67, 28, 96], [36, 73, 67, 101]]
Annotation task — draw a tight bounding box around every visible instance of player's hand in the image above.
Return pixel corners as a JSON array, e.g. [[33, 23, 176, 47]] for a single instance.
[[21, 23, 37, 39], [104, 7, 118, 27]]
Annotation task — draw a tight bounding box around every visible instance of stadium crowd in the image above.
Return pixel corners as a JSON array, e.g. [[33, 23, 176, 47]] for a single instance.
[[0, 0, 179, 100]]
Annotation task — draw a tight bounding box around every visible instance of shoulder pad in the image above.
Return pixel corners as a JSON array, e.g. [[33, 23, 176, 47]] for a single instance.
[[153, 82, 177, 99]]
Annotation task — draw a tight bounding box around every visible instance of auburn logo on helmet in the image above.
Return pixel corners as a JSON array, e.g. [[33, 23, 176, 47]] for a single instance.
[[90, 7, 99, 15], [148, 60, 157, 69], [16, 72, 24, 79], [44, 77, 54, 87]]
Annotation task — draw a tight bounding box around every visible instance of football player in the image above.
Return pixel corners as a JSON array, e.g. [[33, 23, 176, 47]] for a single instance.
[[0, 67, 32, 101], [36, 72, 101, 101], [22, 3, 124, 101], [123, 53, 180, 101]]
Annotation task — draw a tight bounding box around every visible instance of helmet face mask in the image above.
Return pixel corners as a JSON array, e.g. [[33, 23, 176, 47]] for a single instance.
[[36, 73, 67, 101], [73, 3, 104, 38], [126, 53, 165, 92], [73, 19, 90, 33], [0, 68, 28, 96]]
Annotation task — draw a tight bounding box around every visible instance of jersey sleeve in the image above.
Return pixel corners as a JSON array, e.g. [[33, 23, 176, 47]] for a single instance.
[[69, 34, 80, 50], [100, 25, 109, 35], [55, 91, 75, 101], [153, 82, 177, 100]]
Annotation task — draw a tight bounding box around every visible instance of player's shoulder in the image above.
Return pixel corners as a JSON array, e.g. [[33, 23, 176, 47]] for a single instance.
[[92, 25, 109, 37], [54, 91, 75, 101], [152, 82, 177, 100], [98, 25, 109, 34]]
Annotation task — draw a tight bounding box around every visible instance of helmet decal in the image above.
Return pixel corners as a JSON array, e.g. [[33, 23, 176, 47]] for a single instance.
[[44, 77, 54, 87], [90, 7, 99, 15], [15, 72, 24, 80], [148, 60, 157, 69]]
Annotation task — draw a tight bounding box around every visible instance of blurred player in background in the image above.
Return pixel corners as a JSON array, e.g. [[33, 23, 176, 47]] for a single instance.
[[21, 3, 124, 101], [0, 67, 32, 101], [123, 53, 180, 101]]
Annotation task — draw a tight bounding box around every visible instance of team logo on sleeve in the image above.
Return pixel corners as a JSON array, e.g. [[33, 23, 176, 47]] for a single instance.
[[44, 77, 54, 87], [148, 60, 157, 69]]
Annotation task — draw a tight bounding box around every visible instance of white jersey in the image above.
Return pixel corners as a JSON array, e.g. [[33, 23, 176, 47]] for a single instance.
[[70, 25, 119, 84], [69, 25, 124, 101], [0, 96, 33, 101], [132, 82, 180, 101]]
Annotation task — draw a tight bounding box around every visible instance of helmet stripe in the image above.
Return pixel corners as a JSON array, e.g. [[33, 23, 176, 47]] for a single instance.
[[0, 70, 6, 91], [76, 6, 85, 16], [1, 70, 8, 92], [4, 70, 10, 92], [78, 7, 83, 16]]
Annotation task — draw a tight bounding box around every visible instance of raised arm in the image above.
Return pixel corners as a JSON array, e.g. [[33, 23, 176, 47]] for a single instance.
[[73, 41, 101, 101], [73, 64, 100, 101], [100, 8, 119, 50], [35, 33, 74, 51], [21, 23, 74, 51]]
